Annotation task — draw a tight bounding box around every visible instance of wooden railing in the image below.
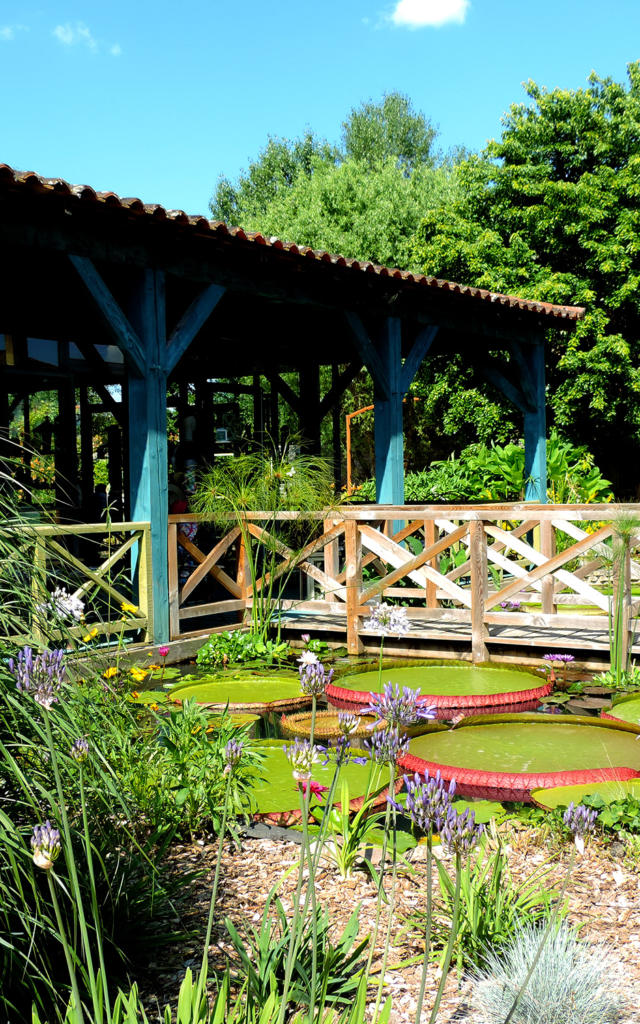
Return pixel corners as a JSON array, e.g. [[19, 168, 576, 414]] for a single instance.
[[168, 505, 640, 660], [11, 520, 153, 644]]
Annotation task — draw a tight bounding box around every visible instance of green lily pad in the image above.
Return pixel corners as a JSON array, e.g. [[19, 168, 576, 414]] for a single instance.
[[148, 666, 181, 681], [532, 779, 640, 810], [606, 692, 640, 725], [127, 690, 169, 704], [248, 740, 385, 814], [169, 671, 306, 710], [450, 799, 506, 824]]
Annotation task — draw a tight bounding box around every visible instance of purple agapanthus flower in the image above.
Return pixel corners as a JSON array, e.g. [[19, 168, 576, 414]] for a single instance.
[[285, 738, 322, 781], [393, 770, 457, 833], [224, 738, 244, 774], [319, 735, 368, 767], [31, 820, 61, 870], [69, 737, 89, 762], [298, 659, 333, 697], [360, 681, 436, 728], [364, 725, 409, 765], [8, 647, 66, 710], [440, 805, 484, 858], [563, 801, 597, 852]]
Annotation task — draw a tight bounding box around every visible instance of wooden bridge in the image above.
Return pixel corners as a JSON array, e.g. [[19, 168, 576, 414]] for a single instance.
[[168, 504, 640, 669]]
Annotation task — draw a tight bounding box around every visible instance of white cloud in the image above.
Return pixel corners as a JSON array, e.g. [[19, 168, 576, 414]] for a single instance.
[[0, 24, 28, 41], [391, 0, 470, 28], [109, 43, 122, 56], [53, 21, 98, 51]]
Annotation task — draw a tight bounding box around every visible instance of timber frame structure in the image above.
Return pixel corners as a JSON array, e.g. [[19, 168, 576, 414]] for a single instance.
[[0, 164, 585, 643]]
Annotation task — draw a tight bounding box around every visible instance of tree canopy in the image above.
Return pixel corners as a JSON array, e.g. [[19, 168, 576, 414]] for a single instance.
[[410, 63, 640, 489]]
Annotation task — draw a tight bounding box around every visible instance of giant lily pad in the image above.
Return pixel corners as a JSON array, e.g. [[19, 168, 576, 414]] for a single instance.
[[248, 740, 392, 818], [531, 779, 640, 810], [602, 691, 640, 725], [400, 713, 640, 802], [327, 663, 550, 719], [169, 670, 310, 712]]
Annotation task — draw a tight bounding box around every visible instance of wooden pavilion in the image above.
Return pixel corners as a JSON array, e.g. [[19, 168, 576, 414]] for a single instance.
[[0, 164, 585, 643]]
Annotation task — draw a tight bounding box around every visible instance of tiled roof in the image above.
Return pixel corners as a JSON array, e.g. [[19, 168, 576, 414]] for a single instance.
[[0, 163, 586, 323]]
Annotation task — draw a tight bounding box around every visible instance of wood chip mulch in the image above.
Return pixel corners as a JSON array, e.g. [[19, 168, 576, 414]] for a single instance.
[[138, 822, 640, 1023]]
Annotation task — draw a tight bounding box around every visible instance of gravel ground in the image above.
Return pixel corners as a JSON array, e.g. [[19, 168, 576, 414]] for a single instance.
[[139, 821, 640, 1023]]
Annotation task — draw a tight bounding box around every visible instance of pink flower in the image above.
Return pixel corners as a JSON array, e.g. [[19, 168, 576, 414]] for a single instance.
[[158, 646, 170, 659], [301, 779, 330, 801]]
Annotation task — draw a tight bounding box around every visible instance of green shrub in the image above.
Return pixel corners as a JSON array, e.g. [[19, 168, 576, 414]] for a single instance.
[[196, 630, 290, 669]]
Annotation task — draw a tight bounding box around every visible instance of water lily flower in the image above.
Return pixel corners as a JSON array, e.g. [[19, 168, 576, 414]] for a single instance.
[[158, 645, 170, 659], [363, 602, 410, 637]]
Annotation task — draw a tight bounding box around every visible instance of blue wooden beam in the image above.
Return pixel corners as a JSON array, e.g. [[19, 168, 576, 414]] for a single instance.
[[165, 282, 226, 373], [128, 269, 170, 641], [68, 254, 146, 377], [344, 312, 391, 399], [523, 340, 547, 502], [399, 324, 438, 396], [482, 361, 532, 415], [374, 318, 404, 506]]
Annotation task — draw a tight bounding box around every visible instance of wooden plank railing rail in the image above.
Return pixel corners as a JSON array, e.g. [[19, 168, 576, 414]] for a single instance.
[[7, 520, 153, 644], [168, 505, 640, 661]]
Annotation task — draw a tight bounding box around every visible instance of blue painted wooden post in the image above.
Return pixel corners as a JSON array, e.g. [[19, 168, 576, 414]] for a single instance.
[[523, 340, 547, 503], [128, 269, 169, 642], [374, 318, 404, 506]]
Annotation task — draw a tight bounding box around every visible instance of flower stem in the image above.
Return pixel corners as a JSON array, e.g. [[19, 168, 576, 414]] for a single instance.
[[79, 765, 110, 1019], [198, 770, 233, 1002], [372, 768, 399, 1021], [414, 830, 434, 1024], [47, 870, 84, 1024], [428, 851, 462, 1024]]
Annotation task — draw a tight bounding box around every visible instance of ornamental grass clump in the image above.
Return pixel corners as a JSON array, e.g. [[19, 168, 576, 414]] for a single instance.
[[469, 922, 623, 1024]]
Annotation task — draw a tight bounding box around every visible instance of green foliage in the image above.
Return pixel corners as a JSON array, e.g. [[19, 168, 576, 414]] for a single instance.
[[342, 92, 436, 172], [591, 665, 640, 692], [311, 780, 390, 881], [224, 895, 369, 1012], [418, 833, 559, 971], [125, 699, 261, 838], [582, 791, 640, 833], [194, 441, 337, 641], [411, 63, 640, 486], [196, 630, 290, 670], [351, 430, 612, 504]]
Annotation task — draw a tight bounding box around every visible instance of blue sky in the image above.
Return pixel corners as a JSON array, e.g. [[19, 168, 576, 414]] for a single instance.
[[1, 0, 639, 218]]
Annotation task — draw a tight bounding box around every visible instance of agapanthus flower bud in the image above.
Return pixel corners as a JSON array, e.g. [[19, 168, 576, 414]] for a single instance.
[[8, 647, 66, 710], [400, 770, 456, 833], [440, 806, 484, 858], [364, 725, 409, 765], [37, 587, 85, 623], [320, 735, 368, 767], [31, 820, 61, 870], [363, 602, 410, 637], [299, 660, 333, 697], [70, 737, 89, 762], [224, 738, 244, 774], [338, 712, 361, 737], [285, 738, 322, 781], [360, 681, 435, 728], [563, 801, 597, 853]]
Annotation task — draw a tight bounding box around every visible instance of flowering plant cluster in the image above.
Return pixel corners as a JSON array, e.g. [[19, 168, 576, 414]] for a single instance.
[[364, 725, 409, 765], [363, 602, 410, 637], [563, 801, 597, 853], [31, 821, 61, 870], [223, 738, 244, 775], [393, 770, 457, 833], [284, 738, 322, 782], [298, 658, 333, 697], [69, 737, 89, 763], [360, 681, 435, 728], [440, 805, 485, 857], [37, 587, 85, 623], [8, 646, 66, 709]]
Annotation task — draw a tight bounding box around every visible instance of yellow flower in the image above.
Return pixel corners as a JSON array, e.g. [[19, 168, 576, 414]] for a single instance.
[[103, 667, 118, 679], [129, 668, 149, 683], [121, 602, 138, 614], [149, 703, 159, 711], [147, 664, 161, 671], [82, 628, 99, 642], [131, 690, 140, 699]]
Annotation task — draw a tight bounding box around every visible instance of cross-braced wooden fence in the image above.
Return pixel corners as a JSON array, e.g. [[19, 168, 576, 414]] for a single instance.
[[168, 505, 640, 662]]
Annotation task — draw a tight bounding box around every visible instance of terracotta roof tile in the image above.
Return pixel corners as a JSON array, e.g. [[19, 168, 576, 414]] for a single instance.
[[0, 162, 586, 323]]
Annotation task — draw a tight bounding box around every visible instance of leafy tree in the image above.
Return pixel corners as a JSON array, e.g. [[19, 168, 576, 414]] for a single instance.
[[342, 92, 436, 171], [410, 63, 640, 491], [211, 131, 339, 224]]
